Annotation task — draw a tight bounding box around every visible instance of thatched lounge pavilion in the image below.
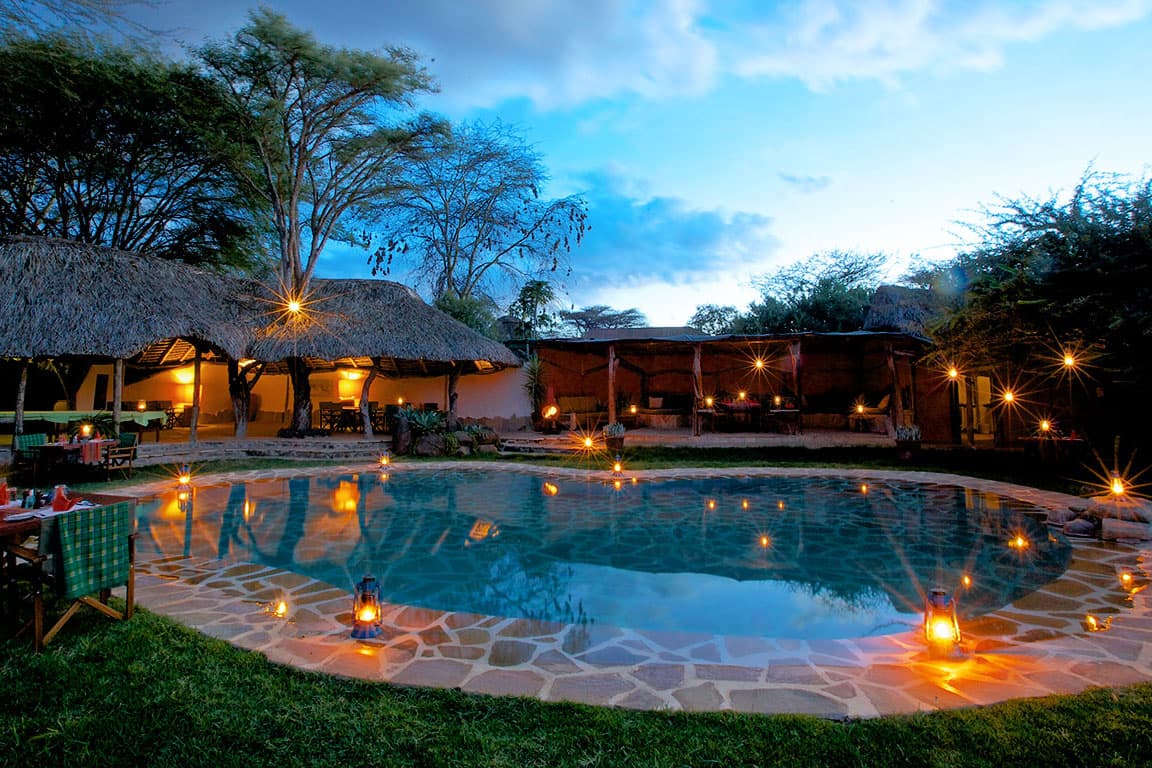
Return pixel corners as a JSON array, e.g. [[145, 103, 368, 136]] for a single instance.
[[0, 236, 520, 442]]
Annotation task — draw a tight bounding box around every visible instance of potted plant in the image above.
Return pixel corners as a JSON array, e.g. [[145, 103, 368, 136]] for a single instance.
[[894, 424, 922, 459], [604, 422, 626, 452]]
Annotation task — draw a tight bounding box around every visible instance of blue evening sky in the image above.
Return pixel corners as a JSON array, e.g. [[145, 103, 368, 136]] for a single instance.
[[124, 1, 1152, 325]]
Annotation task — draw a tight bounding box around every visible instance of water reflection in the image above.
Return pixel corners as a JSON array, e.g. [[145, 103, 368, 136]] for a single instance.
[[134, 471, 1073, 639]]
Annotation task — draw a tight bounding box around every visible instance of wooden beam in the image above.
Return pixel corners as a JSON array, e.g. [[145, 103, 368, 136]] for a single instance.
[[607, 344, 617, 425], [189, 348, 202, 445], [112, 358, 124, 438]]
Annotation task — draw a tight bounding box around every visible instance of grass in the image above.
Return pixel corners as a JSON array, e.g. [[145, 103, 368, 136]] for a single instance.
[[3, 449, 1144, 766], [2, 610, 1151, 767]]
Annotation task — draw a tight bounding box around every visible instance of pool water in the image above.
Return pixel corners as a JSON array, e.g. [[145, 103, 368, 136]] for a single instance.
[[134, 470, 1072, 639]]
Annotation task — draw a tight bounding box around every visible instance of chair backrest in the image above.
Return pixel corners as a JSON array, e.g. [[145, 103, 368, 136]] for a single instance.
[[14, 432, 48, 452], [56, 502, 135, 601], [119, 432, 139, 447]]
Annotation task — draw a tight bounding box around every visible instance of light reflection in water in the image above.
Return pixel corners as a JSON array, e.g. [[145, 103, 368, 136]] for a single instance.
[[134, 471, 1074, 640]]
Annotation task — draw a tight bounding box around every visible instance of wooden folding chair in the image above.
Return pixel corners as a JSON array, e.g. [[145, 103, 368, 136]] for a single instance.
[[7, 502, 136, 651]]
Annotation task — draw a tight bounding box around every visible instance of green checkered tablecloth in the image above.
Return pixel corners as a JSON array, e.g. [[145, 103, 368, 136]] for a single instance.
[[54, 502, 134, 600]]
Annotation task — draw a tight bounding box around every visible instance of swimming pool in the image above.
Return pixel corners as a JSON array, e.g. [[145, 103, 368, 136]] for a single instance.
[[134, 469, 1072, 640]]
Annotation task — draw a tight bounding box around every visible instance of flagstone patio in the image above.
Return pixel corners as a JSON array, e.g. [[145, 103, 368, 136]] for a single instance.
[[116, 463, 1151, 718]]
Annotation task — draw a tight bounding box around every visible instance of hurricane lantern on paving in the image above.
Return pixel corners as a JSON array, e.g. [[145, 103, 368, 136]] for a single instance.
[[351, 575, 382, 639], [924, 587, 962, 656]]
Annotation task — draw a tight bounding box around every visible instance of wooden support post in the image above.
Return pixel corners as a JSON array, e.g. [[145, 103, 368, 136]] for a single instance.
[[190, 348, 202, 445], [607, 344, 617, 426], [692, 344, 703, 436], [112, 358, 124, 439], [790, 341, 803, 433], [885, 343, 905, 434]]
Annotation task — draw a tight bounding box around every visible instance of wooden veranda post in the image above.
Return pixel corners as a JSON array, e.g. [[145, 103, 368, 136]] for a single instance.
[[112, 358, 124, 437], [607, 345, 617, 426], [885, 343, 905, 433], [790, 341, 803, 431], [692, 344, 703, 436], [189, 348, 202, 445], [14, 359, 28, 436]]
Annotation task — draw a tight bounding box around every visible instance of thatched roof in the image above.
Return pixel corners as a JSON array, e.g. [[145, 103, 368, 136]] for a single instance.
[[0, 237, 519, 375], [0, 236, 247, 359], [247, 279, 520, 376]]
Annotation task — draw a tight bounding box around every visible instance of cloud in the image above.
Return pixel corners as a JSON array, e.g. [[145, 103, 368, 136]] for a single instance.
[[730, 0, 1152, 88], [779, 172, 832, 194], [560, 169, 779, 297], [383, 0, 719, 110]]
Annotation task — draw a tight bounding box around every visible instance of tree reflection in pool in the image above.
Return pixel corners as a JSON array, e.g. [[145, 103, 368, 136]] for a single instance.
[[134, 470, 1072, 640]]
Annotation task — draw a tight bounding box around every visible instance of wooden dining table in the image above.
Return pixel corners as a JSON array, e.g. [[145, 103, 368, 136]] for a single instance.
[[2, 493, 134, 622], [28, 439, 118, 485]]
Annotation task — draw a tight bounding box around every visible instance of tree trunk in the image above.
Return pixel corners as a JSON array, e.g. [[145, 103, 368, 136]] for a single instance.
[[447, 367, 460, 431], [287, 357, 313, 433], [228, 359, 250, 439], [190, 349, 202, 445], [359, 367, 378, 437]]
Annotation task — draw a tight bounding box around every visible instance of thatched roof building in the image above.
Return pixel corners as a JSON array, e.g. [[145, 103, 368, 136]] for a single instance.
[[0, 237, 519, 376], [0, 236, 247, 359], [247, 278, 520, 377]]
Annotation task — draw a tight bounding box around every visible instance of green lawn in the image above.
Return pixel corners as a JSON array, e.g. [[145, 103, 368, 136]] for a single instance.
[[4, 450, 1148, 767]]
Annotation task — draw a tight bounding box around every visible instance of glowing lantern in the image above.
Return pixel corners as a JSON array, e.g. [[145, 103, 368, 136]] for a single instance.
[[612, 455, 623, 475], [266, 599, 289, 618], [397, 396, 405, 405], [629, 404, 638, 414], [378, 450, 391, 468], [924, 588, 961, 655], [1002, 391, 1015, 404], [351, 575, 382, 639], [1039, 419, 1051, 433], [737, 391, 747, 401], [543, 404, 559, 419], [1111, 472, 1126, 496], [773, 395, 782, 407], [1063, 354, 1076, 369], [1009, 534, 1029, 550], [754, 358, 765, 370], [137, 399, 147, 411], [1083, 614, 1112, 632], [286, 299, 302, 314], [855, 403, 865, 414], [583, 436, 594, 449], [948, 367, 959, 380], [1120, 572, 1133, 588], [177, 464, 192, 487], [80, 423, 92, 438], [704, 396, 714, 408]]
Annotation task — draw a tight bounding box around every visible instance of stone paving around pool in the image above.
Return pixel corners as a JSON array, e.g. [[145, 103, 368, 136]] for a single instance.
[[115, 463, 1151, 718]]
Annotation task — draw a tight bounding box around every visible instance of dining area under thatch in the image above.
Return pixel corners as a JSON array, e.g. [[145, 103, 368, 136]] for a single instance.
[[0, 236, 522, 459]]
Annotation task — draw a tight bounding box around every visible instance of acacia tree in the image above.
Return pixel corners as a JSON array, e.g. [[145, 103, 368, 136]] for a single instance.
[[558, 305, 647, 336], [0, 35, 258, 267], [372, 120, 587, 303], [198, 9, 439, 433], [925, 172, 1152, 449], [741, 250, 886, 333], [689, 304, 740, 335]]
